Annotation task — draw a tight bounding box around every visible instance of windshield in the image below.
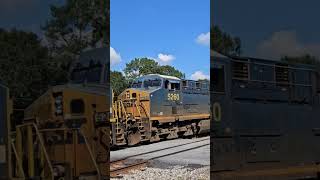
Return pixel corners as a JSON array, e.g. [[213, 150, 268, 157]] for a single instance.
[[143, 78, 162, 88], [70, 62, 103, 84], [132, 80, 142, 88], [70, 67, 87, 83], [86, 66, 102, 83]]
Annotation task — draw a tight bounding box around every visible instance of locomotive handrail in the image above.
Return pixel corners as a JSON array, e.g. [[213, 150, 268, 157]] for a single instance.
[[113, 102, 118, 118], [232, 77, 313, 87], [78, 129, 101, 180], [11, 142, 25, 178], [120, 100, 128, 118], [111, 102, 118, 123], [231, 59, 315, 72], [211, 91, 226, 95], [15, 122, 54, 180], [38, 128, 68, 132], [140, 102, 150, 118], [134, 101, 142, 118]]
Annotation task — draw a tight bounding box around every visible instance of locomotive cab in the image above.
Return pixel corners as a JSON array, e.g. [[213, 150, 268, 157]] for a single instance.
[[210, 51, 238, 172], [120, 74, 201, 118]]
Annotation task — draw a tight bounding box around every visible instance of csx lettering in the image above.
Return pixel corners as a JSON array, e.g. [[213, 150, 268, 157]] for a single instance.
[[167, 93, 179, 101]]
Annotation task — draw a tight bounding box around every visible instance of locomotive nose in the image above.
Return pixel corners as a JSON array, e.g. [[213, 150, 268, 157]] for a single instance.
[[119, 89, 149, 101]]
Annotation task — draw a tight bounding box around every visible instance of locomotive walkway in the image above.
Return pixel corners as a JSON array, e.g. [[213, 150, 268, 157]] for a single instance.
[[110, 136, 209, 177]]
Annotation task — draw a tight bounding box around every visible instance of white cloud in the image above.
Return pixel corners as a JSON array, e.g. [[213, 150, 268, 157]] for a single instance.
[[110, 47, 121, 66], [157, 53, 175, 64], [257, 30, 320, 59], [196, 32, 210, 46], [190, 71, 210, 80]]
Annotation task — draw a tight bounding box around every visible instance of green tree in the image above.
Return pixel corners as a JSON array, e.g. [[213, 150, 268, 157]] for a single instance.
[[0, 29, 63, 108], [211, 25, 241, 56], [124, 58, 159, 81], [123, 58, 185, 82], [158, 65, 185, 79], [43, 0, 109, 65], [110, 71, 128, 96]]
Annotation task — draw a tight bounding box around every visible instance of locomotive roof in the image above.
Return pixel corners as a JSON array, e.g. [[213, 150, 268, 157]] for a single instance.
[[211, 50, 228, 58], [140, 74, 181, 81], [138, 74, 210, 82], [230, 55, 316, 70], [211, 50, 316, 68], [74, 47, 109, 67], [211, 52, 316, 70]]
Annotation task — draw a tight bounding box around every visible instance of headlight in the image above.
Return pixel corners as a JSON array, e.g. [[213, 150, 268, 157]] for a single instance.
[[54, 93, 63, 116], [125, 91, 130, 99], [55, 98, 62, 104]]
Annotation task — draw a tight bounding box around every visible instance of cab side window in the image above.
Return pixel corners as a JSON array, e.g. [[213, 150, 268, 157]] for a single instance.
[[171, 82, 180, 90], [196, 82, 201, 89], [182, 80, 188, 89], [70, 99, 85, 114], [212, 64, 225, 93], [165, 80, 180, 90]]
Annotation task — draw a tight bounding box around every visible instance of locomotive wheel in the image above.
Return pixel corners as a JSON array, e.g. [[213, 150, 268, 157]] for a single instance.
[[127, 131, 141, 146]]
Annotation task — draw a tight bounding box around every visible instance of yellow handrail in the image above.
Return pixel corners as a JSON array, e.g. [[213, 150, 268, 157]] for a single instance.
[[140, 102, 150, 118], [16, 123, 54, 180], [11, 142, 25, 178], [79, 129, 101, 180], [134, 101, 142, 118]]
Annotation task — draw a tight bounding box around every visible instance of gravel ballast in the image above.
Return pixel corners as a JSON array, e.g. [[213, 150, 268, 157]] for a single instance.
[[113, 165, 210, 180]]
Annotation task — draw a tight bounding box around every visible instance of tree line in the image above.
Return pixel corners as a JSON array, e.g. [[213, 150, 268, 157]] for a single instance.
[[211, 25, 320, 66], [0, 0, 108, 109]]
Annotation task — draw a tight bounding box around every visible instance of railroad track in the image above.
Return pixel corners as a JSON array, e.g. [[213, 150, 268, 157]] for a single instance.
[[110, 137, 209, 177]]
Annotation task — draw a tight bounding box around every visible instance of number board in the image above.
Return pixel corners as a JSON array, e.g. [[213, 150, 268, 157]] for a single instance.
[[167, 93, 180, 101]]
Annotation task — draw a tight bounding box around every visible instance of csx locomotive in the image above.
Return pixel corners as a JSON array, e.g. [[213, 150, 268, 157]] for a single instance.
[[9, 48, 110, 179], [211, 51, 320, 179], [111, 74, 210, 146]]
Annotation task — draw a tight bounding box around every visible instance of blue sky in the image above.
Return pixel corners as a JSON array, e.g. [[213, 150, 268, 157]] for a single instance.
[[213, 0, 320, 60], [111, 0, 210, 80], [0, 0, 64, 36]]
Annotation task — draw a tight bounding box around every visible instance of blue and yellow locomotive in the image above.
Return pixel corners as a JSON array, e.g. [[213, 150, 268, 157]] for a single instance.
[[111, 74, 210, 146]]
